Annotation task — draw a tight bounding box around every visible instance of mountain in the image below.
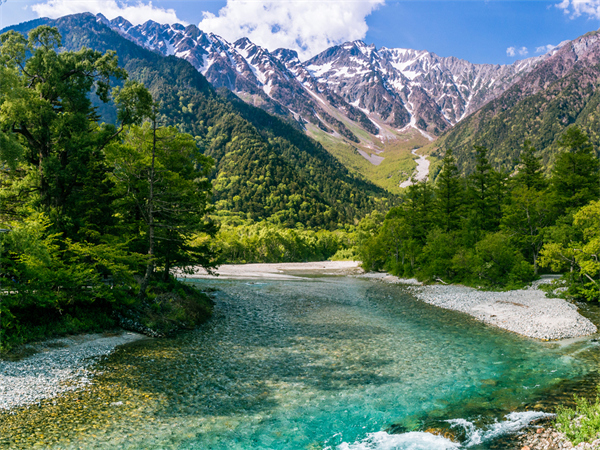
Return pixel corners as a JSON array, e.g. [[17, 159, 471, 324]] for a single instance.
[[2, 13, 394, 228], [8, 13, 596, 194], [432, 29, 600, 175], [96, 14, 550, 144]]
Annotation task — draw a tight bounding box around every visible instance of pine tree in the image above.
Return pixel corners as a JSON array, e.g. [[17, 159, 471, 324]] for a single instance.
[[549, 127, 600, 214], [404, 181, 434, 243], [467, 145, 502, 234], [435, 149, 463, 232], [514, 141, 546, 191]]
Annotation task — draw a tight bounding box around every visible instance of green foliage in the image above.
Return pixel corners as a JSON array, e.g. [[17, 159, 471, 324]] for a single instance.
[[549, 127, 600, 214], [418, 229, 461, 281], [203, 96, 392, 228], [215, 222, 354, 263], [435, 149, 463, 232], [513, 140, 547, 191], [119, 276, 213, 336], [556, 388, 600, 445], [466, 146, 506, 235], [403, 182, 435, 244], [0, 25, 216, 350], [539, 200, 600, 301], [1, 213, 141, 308], [0, 23, 152, 241], [471, 232, 535, 289], [0, 214, 138, 351], [357, 136, 598, 291], [107, 123, 218, 280], [501, 185, 553, 273]]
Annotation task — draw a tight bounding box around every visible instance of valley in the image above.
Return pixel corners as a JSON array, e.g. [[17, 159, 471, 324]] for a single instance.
[[94, 13, 561, 186], [1, 11, 600, 450]]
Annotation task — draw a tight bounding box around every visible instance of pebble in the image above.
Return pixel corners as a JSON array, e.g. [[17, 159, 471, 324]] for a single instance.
[[402, 283, 597, 340], [0, 332, 144, 411], [519, 424, 600, 450]]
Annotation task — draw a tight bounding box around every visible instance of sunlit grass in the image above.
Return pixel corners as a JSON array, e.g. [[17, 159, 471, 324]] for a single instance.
[[308, 126, 432, 194]]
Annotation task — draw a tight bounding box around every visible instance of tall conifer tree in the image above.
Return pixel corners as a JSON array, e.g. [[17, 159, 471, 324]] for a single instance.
[[549, 127, 600, 214], [435, 149, 463, 232]]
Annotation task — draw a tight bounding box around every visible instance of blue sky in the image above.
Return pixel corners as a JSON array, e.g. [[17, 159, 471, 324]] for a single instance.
[[1, 0, 599, 63]]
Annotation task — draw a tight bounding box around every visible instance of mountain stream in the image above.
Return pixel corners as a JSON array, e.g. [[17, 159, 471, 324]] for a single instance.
[[2, 275, 600, 449]]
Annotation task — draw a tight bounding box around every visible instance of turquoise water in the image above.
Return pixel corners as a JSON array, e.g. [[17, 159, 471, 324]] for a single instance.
[[2, 276, 599, 449]]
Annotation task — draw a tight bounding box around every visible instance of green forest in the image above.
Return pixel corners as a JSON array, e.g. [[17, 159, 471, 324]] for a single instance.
[[0, 23, 392, 350], [217, 128, 600, 304], [1, 24, 599, 353], [44, 12, 394, 229], [0, 26, 219, 349], [359, 136, 599, 300]]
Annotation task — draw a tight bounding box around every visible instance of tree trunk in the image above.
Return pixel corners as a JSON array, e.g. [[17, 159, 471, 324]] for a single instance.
[[163, 258, 171, 282], [139, 112, 157, 299]]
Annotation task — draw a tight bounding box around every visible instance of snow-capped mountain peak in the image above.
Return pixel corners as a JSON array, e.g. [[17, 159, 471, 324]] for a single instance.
[[100, 14, 550, 143]]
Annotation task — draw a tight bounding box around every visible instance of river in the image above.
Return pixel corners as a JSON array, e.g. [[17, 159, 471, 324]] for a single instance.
[[2, 275, 599, 449]]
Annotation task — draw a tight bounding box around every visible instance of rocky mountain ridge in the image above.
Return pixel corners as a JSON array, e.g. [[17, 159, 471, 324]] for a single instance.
[[96, 13, 555, 146], [2, 13, 394, 224], [434, 28, 600, 174]]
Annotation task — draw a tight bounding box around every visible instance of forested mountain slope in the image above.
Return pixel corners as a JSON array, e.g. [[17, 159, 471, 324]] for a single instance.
[[433, 30, 600, 174], [3, 13, 393, 228]]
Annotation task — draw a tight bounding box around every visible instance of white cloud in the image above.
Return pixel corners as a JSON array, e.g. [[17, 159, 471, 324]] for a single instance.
[[31, 0, 186, 25], [507, 46, 528, 57], [536, 43, 558, 53], [197, 0, 385, 61], [556, 0, 600, 19]]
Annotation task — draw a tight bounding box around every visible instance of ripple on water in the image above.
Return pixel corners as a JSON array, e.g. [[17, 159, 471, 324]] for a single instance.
[[0, 277, 598, 449]]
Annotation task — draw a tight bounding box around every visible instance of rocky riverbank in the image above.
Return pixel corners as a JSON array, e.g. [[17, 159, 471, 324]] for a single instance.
[[177, 260, 364, 280], [518, 424, 600, 450], [0, 331, 145, 411], [361, 274, 596, 340], [362, 273, 599, 449], [406, 283, 596, 340], [185, 262, 597, 341]]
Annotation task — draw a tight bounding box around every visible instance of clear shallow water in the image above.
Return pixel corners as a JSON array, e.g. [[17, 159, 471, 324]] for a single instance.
[[1, 277, 599, 449]]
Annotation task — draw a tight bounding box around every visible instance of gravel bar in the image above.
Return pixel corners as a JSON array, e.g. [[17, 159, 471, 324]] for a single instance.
[[403, 283, 597, 340], [0, 332, 145, 411], [178, 261, 363, 280], [359, 273, 597, 340]]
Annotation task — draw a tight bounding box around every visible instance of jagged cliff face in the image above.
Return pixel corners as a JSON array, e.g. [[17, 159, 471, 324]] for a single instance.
[[96, 14, 552, 143], [436, 29, 600, 174]]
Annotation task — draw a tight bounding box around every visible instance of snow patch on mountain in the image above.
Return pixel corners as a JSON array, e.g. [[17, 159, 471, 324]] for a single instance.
[[99, 14, 551, 144]]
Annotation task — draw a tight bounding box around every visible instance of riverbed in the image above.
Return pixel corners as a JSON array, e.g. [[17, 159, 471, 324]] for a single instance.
[[1, 274, 600, 449], [400, 148, 430, 188]]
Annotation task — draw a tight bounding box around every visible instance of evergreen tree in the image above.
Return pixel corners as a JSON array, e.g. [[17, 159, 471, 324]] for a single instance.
[[467, 145, 496, 234], [404, 181, 434, 244], [513, 141, 546, 191], [107, 122, 218, 290], [501, 186, 553, 273], [487, 169, 509, 231], [435, 149, 463, 232], [549, 127, 600, 214]]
